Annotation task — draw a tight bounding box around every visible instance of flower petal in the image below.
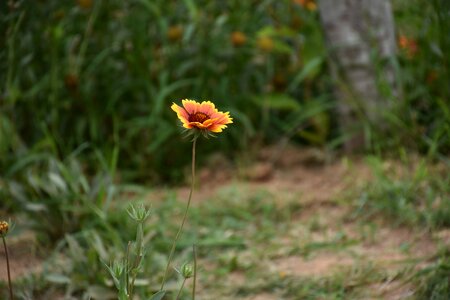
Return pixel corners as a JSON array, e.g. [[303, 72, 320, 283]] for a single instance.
[[211, 112, 233, 125], [171, 103, 191, 128], [188, 121, 211, 129], [171, 103, 189, 120], [202, 118, 217, 127], [182, 99, 200, 115], [209, 124, 228, 133], [199, 101, 218, 116]]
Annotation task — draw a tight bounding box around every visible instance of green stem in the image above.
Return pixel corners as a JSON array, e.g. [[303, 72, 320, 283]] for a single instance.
[[125, 241, 131, 298], [175, 278, 187, 300], [129, 222, 144, 299], [192, 244, 197, 300], [2, 236, 13, 300], [160, 137, 197, 291]]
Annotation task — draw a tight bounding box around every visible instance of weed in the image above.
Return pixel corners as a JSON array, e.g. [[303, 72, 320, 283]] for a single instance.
[[354, 156, 450, 229], [413, 250, 450, 300]]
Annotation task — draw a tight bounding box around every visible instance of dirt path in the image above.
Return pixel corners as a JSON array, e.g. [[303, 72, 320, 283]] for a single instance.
[[171, 147, 441, 299], [0, 230, 42, 281], [1, 147, 444, 299]]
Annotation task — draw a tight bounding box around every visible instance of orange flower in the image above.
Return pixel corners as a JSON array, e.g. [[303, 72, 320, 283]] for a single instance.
[[77, 0, 93, 9], [293, 0, 317, 11], [257, 36, 274, 52], [0, 221, 9, 236], [168, 25, 183, 42], [231, 31, 247, 47], [306, 2, 317, 11], [398, 34, 418, 58], [171, 99, 233, 133], [398, 35, 409, 49]]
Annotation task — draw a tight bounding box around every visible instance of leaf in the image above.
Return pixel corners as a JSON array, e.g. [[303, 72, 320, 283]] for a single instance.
[[256, 26, 277, 37], [48, 172, 68, 192], [25, 203, 47, 212], [287, 57, 323, 92], [87, 285, 117, 299], [89, 231, 108, 261], [272, 40, 293, 54], [254, 93, 300, 110], [149, 290, 166, 300], [183, 0, 198, 19], [45, 273, 71, 284]]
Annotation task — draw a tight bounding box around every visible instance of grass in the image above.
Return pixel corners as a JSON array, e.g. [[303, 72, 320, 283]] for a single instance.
[[354, 156, 450, 229], [1, 154, 450, 299], [1, 0, 449, 183], [413, 249, 450, 300]]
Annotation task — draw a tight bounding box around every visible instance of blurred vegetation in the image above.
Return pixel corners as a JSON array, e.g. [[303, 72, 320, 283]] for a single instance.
[[0, 0, 329, 185], [1, 0, 447, 185], [355, 156, 450, 229]]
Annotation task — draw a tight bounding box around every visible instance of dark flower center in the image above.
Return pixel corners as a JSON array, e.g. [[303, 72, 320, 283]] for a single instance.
[[189, 112, 209, 123]]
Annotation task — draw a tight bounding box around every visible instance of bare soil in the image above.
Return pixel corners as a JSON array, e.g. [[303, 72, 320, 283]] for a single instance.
[[0, 230, 42, 281], [1, 146, 441, 299], [172, 146, 438, 299]]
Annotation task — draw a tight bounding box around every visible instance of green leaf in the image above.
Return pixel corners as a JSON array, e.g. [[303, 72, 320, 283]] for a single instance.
[[87, 286, 117, 299], [45, 273, 71, 284], [272, 40, 293, 54], [149, 290, 166, 300], [287, 57, 323, 92], [254, 93, 300, 110]]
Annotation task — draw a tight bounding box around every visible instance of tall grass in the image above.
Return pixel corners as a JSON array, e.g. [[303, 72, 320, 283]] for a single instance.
[[0, 0, 329, 183], [1, 0, 448, 185]]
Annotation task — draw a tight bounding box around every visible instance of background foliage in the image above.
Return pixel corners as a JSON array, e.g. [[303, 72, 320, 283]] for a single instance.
[[1, 0, 448, 184]]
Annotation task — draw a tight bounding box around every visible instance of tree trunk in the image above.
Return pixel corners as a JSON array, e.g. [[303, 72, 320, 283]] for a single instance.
[[318, 0, 398, 151]]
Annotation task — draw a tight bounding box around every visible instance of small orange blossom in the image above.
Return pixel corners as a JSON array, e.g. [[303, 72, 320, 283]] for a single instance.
[[293, 0, 317, 11], [171, 99, 233, 133], [231, 31, 247, 47], [77, 0, 93, 9], [0, 221, 9, 236], [168, 25, 183, 42], [257, 36, 274, 52], [398, 34, 418, 58], [398, 35, 409, 49]]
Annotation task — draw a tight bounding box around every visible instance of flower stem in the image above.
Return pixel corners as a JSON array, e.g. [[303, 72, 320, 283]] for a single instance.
[[160, 137, 197, 291], [192, 244, 197, 300], [2, 236, 13, 300], [175, 278, 187, 300], [129, 221, 144, 299]]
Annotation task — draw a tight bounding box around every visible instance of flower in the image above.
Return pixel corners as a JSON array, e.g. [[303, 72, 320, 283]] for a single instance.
[[77, 0, 93, 9], [181, 262, 194, 278], [398, 35, 409, 49], [257, 36, 274, 52], [293, 0, 317, 11], [398, 34, 418, 58], [171, 99, 233, 133], [231, 31, 247, 47], [0, 221, 9, 236], [168, 25, 183, 42]]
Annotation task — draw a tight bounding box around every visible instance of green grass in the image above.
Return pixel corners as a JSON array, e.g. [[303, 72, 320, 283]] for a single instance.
[[354, 156, 450, 229], [413, 250, 450, 300], [1, 0, 449, 183], [2, 159, 449, 299]]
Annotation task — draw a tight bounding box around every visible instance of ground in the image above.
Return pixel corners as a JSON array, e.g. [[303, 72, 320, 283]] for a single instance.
[[1, 146, 448, 299]]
